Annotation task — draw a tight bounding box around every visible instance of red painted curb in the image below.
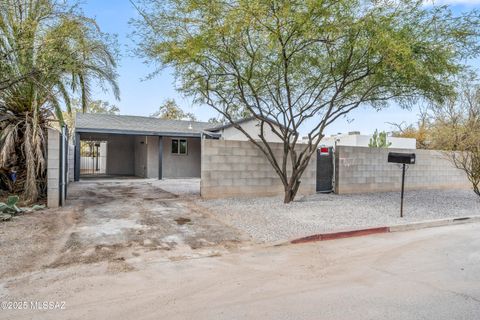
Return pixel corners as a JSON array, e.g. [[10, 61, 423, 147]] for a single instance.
[[290, 227, 390, 244]]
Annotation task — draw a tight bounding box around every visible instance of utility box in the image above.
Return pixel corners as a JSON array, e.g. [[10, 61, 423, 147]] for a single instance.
[[388, 152, 416, 164]]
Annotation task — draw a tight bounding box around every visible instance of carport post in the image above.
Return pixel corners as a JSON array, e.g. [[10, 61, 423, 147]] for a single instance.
[[158, 136, 163, 180], [74, 132, 80, 182]]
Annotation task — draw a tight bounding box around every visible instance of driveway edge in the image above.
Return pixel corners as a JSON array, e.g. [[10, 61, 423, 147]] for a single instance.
[[290, 215, 480, 245]]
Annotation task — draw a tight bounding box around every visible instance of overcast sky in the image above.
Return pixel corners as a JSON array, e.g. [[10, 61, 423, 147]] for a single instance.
[[82, 0, 480, 136]]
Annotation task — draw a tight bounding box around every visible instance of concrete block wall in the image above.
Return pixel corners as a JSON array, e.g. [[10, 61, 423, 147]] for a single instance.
[[201, 139, 316, 199], [47, 128, 61, 208], [68, 144, 74, 182], [335, 146, 471, 194]]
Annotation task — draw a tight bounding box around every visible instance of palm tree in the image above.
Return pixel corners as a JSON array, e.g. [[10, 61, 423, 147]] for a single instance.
[[0, 0, 119, 203]]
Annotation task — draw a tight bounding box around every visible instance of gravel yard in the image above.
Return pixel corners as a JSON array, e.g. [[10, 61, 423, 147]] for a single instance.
[[198, 189, 480, 243]]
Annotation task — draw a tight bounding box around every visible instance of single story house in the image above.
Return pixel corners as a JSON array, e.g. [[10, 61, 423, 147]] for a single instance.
[[73, 113, 283, 181]]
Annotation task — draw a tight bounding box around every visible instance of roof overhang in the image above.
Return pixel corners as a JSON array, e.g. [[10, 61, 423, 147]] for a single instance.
[[76, 127, 203, 138], [201, 130, 221, 138]]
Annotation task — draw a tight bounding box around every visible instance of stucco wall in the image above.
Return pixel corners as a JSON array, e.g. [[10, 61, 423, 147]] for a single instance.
[[77, 133, 200, 178], [162, 137, 201, 178], [147, 136, 159, 178], [106, 135, 135, 176], [335, 146, 471, 194], [201, 139, 317, 199], [134, 136, 147, 177], [78, 133, 136, 176]]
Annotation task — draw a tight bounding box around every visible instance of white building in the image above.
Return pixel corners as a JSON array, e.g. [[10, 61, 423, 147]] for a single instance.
[[318, 131, 416, 149], [209, 119, 417, 149], [209, 117, 284, 143]]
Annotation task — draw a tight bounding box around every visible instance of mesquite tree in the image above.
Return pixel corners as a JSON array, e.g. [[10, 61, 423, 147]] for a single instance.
[[132, 0, 480, 203]]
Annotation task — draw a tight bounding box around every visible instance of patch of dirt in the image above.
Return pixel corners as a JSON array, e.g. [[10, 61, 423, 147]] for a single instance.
[[47, 243, 129, 268], [106, 257, 135, 274], [175, 217, 191, 225], [0, 180, 249, 279], [0, 207, 78, 278]]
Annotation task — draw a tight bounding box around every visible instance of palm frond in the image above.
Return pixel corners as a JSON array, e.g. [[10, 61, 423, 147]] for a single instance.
[[0, 0, 119, 203]]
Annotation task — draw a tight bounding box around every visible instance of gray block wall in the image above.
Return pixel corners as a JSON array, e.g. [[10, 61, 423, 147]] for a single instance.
[[335, 146, 471, 194], [68, 144, 74, 182], [201, 139, 316, 199], [47, 128, 61, 208]]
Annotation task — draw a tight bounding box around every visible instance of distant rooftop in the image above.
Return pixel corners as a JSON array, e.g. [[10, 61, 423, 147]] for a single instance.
[[75, 113, 213, 137]]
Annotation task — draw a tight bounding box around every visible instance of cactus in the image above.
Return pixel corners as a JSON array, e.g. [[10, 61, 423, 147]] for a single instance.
[[0, 195, 22, 214]]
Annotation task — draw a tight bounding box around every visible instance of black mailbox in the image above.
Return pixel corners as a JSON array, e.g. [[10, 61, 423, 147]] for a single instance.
[[388, 152, 416, 164]]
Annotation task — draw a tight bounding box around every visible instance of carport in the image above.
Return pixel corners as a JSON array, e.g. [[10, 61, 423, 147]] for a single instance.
[[74, 113, 217, 181]]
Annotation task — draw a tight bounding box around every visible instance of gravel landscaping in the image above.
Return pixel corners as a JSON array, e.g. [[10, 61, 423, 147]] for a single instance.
[[198, 189, 480, 243]]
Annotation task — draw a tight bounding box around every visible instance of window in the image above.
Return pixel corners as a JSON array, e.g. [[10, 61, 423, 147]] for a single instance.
[[171, 139, 187, 155]]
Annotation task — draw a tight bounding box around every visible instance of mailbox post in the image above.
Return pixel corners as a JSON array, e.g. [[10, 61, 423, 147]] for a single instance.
[[388, 152, 416, 217]]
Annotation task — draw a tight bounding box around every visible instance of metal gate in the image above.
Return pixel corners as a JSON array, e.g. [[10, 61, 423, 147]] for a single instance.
[[59, 125, 68, 206], [316, 147, 334, 192], [79, 140, 107, 176]]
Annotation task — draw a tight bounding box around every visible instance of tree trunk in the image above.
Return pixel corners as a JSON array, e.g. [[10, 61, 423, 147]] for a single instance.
[[283, 178, 301, 204]]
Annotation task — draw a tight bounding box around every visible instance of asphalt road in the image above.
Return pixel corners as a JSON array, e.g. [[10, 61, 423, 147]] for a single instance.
[[2, 222, 480, 320]]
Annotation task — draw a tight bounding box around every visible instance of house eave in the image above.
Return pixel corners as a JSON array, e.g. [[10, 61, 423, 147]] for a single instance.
[[75, 127, 203, 138]]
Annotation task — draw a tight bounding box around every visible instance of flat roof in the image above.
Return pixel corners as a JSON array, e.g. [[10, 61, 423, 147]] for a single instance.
[[75, 113, 213, 137]]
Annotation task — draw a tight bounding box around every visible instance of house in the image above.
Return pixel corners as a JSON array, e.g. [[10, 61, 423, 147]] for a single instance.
[[73, 113, 285, 181], [74, 113, 220, 181], [317, 131, 416, 149]]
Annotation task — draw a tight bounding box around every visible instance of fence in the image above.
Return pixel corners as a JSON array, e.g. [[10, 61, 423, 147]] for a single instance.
[[47, 127, 70, 208], [334, 146, 471, 194], [201, 139, 317, 199], [79, 141, 107, 176]]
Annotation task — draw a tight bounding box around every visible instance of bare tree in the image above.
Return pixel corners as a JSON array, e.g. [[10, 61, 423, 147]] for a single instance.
[[430, 83, 480, 197]]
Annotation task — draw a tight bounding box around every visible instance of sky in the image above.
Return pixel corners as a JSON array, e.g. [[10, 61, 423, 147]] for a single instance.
[[82, 0, 480, 136]]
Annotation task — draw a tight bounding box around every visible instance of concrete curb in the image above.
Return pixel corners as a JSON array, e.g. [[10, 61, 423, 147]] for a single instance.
[[290, 215, 480, 245]]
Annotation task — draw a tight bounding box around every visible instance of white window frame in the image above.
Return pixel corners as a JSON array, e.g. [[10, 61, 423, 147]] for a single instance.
[[171, 138, 188, 155]]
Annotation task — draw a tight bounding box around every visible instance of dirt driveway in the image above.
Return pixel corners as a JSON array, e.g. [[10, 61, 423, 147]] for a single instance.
[[0, 179, 247, 278]]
